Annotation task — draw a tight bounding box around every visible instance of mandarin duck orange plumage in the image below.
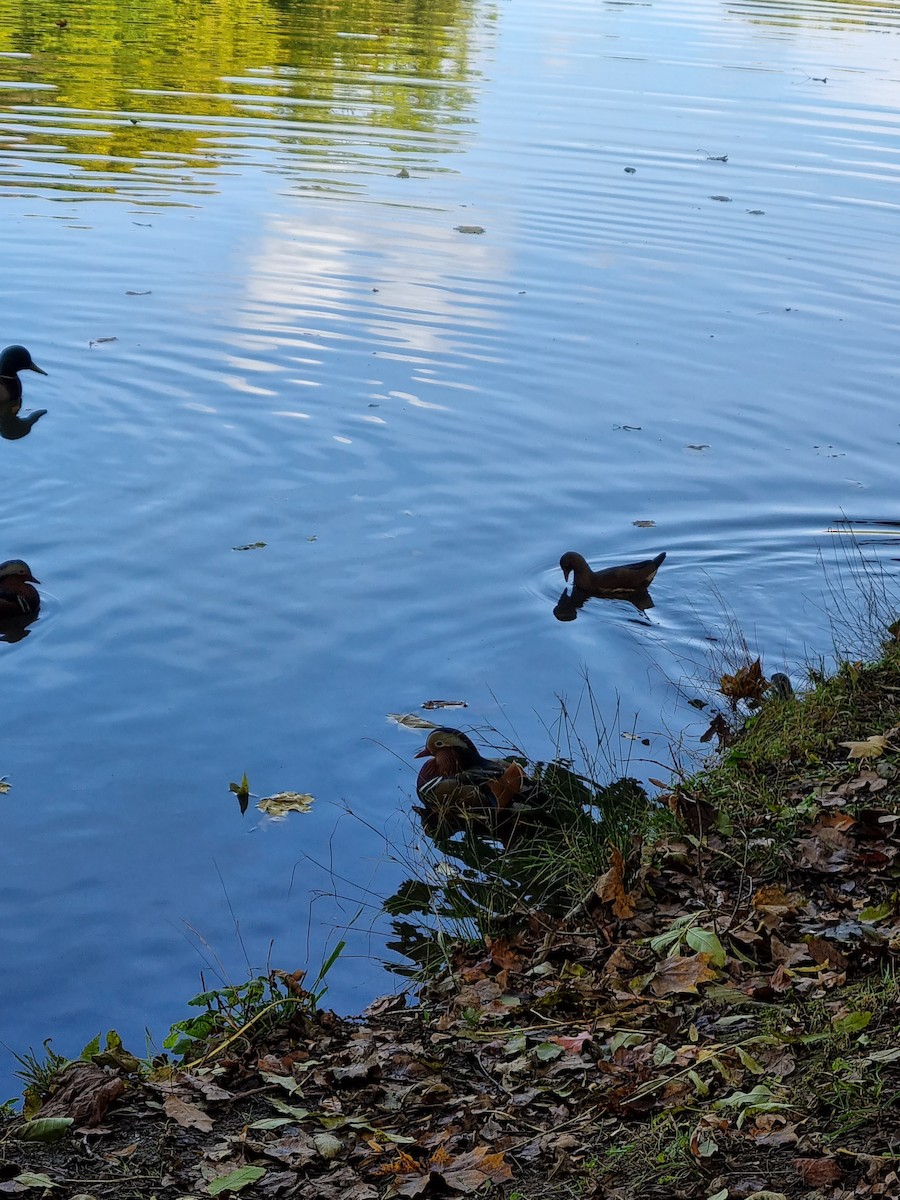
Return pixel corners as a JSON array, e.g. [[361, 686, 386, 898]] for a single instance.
[[413, 727, 555, 843]]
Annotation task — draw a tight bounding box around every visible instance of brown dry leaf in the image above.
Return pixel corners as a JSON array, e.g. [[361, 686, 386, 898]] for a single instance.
[[442, 1147, 513, 1192], [39, 1063, 126, 1127], [547, 1032, 592, 1053], [797, 835, 852, 874], [593, 846, 635, 918], [261, 1130, 318, 1166], [793, 1156, 843, 1185], [769, 935, 811, 967], [720, 657, 768, 706], [648, 953, 718, 997], [163, 1094, 214, 1132], [805, 937, 848, 970], [840, 735, 887, 759], [752, 885, 804, 917]]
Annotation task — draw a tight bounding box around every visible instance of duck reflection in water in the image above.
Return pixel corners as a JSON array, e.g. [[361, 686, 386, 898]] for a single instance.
[[554, 549, 666, 622], [0, 406, 47, 440], [0, 559, 41, 642], [0, 345, 48, 440]]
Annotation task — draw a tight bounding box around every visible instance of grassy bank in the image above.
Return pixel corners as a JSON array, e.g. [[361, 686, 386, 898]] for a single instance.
[[2, 628, 900, 1199]]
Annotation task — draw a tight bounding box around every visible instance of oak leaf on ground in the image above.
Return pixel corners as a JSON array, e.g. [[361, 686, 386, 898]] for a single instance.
[[648, 953, 718, 997]]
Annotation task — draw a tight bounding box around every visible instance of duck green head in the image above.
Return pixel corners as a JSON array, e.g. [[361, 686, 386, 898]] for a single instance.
[[0, 345, 47, 377]]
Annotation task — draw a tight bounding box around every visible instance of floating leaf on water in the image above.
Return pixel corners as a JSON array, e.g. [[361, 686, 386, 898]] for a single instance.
[[229, 774, 250, 815], [686, 444, 710, 451], [421, 699, 468, 710], [454, 224, 485, 234], [307, 535, 317, 542], [624, 166, 636, 173], [387, 712, 440, 731], [124, 290, 151, 296], [232, 542, 267, 551], [710, 195, 732, 201], [633, 519, 655, 528], [0, 776, 11, 793], [257, 791, 315, 818], [747, 209, 765, 215]]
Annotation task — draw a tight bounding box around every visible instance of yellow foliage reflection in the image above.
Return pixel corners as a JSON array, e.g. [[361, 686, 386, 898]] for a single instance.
[[0, 0, 479, 195]]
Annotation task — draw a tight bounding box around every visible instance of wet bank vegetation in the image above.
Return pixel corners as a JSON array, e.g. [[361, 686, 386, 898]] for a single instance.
[[3, 588, 900, 1199]]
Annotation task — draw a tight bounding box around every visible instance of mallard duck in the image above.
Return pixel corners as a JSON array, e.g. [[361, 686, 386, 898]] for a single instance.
[[0, 559, 40, 617], [559, 550, 666, 594], [0, 345, 47, 412]]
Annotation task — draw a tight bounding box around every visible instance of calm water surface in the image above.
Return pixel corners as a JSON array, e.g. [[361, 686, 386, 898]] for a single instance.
[[1, 0, 899, 1087]]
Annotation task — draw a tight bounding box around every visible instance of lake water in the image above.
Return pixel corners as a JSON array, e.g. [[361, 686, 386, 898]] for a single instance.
[[1, 0, 899, 1091]]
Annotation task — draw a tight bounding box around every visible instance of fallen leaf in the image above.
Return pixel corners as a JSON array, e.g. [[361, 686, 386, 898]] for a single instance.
[[38, 1064, 125, 1127], [793, 1157, 842, 1186], [649, 953, 718, 997], [208, 1166, 267, 1195], [257, 792, 315, 818], [232, 542, 267, 552], [163, 1095, 213, 1132], [387, 713, 440, 731], [720, 658, 768, 706], [421, 700, 468, 710], [12, 1118, 73, 1142], [840, 735, 887, 759], [592, 847, 635, 918], [454, 225, 485, 234], [633, 520, 655, 528]]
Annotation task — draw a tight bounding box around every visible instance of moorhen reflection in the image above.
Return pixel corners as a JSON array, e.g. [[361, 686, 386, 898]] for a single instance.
[[414, 727, 552, 842], [0, 406, 47, 440], [554, 583, 654, 621], [0, 559, 41, 642]]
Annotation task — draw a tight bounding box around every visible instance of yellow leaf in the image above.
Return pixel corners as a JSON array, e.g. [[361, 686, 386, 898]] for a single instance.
[[839, 736, 886, 759]]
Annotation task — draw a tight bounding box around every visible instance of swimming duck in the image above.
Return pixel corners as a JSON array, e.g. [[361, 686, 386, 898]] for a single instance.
[[415, 727, 548, 840], [0, 346, 47, 412], [0, 560, 40, 617], [559, 550, 666, 594]]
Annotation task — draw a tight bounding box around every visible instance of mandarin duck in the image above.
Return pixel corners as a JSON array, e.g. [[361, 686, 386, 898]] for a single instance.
[[560, 550, 666, 594], [0, 346, 47, 412], [415, 727, 550, 839], [0, 560, 40, 618]]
